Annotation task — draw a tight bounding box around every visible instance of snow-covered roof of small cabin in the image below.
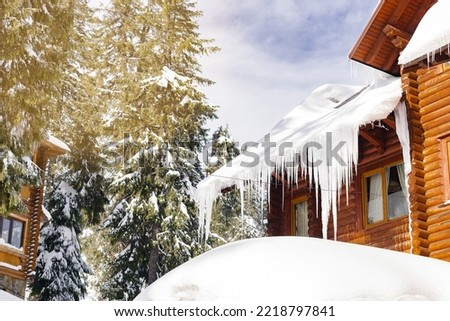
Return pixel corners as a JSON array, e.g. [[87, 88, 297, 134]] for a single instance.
[[47, 134, 71, 152], [198, 74, 404, 239], [399, 0, 450, 65], [38, 134, 71, 157]]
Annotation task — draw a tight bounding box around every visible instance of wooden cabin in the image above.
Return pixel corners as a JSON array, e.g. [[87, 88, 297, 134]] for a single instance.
[[0, 136, 69, 298], [269, 0, 450, 262]]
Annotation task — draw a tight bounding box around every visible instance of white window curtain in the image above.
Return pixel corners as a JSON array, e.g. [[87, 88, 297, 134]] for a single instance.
[[397, 163, 409, 199], [389, 164, 409, 219], [367, 173, 383, 224], [295, 201, 309, 237], [387, 164, 409, 219]]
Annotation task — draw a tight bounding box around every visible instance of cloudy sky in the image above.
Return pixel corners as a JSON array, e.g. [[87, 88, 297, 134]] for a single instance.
[[90, 0, 380, 142], [196, 0, 379, 143]]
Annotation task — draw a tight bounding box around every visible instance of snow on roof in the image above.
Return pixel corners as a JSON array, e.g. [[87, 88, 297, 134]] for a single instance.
[[47, 134, 71, 152], [399, 0, 450, 65], [197, 74, 402, 239], [135, 237, 450, 300], [0, 290, 22, 301]]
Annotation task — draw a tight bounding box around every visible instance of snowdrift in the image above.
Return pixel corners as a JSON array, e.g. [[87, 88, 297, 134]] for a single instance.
[[0, 290, 22, 301], [136, 237, 450, 301]]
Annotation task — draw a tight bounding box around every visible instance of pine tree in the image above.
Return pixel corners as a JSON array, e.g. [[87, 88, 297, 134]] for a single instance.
[[0, 0, 74, 212], [206, 126, 266, 245], [45, 0, 108, 227], [30, 181, 91, 301], [98, 0, 217, 300]]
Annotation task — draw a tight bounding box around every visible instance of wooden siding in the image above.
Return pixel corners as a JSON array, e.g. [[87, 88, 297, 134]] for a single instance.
[[402, 70, 429, 256], [269, 118, 411, 253], [406, 62, 450, 261]]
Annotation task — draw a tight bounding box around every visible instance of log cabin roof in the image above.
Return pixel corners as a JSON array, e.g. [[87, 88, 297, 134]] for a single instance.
[[39, 134, 71, 157], [349, 0, 437, 76]]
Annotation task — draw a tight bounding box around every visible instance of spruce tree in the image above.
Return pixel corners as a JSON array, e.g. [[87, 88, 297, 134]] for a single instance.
[[30, 181, 91, 301], [0, 0, 73, 212], [98, 0, 217, 300], [48, 0, 108, 226], [206, 126, 266, 244]]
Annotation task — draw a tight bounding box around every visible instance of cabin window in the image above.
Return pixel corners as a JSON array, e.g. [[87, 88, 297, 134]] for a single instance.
[[292, 197, 309, 236], [0, 216, 25, 249], [363, 163, 408, 226]]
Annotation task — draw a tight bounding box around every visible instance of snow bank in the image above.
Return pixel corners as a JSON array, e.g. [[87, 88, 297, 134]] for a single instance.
[[135, 237, 450, 301], [0, 290, 22, 301], [197, 74, 402, 239], [399, 0, 450, 65]]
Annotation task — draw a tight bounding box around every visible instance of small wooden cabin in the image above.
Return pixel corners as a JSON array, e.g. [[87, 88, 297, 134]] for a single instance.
[[0, 137, 69, 298], [269, 0, 450, 262]]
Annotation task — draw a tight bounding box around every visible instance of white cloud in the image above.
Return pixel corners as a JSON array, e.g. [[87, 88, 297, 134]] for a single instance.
[[196, 0, 379, 143]]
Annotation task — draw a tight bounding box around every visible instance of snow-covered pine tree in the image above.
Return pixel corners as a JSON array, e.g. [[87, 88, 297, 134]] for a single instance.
[[206, 126, 266, 245], [206, 126, 240, 174], [29, 181, 91, 301], [0, 1, 73, 212], [97, 0, 217, 300], [49, 0, 108, 226]]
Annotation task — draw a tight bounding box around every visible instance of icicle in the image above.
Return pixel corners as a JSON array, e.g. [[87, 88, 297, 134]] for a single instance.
[[394, 102, 413, 253], [239, 180, 245, 239], [197, 75, 402, 242]]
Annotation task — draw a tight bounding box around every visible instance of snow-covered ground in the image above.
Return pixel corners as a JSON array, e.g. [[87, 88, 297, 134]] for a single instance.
[[136, 237, 450, 301], [0, 290, 22, 301]]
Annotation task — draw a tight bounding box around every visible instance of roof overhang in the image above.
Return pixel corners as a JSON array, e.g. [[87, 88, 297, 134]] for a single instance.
[[349, 0, 437, 76], [39, 134, 71, 157]]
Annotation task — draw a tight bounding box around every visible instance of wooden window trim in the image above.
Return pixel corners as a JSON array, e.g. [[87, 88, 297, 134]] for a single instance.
[[290, 195, 309, 236], [439, 133, 450, 200], [362, 161, 407, 229]]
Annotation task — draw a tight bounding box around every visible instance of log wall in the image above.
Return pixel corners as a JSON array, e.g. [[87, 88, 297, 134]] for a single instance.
[[407, 62, 450, 261], [402, 70, 429, 256]]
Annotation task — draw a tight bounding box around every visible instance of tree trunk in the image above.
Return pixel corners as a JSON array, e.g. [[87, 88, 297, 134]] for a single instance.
[[147, 224, 160, 285]]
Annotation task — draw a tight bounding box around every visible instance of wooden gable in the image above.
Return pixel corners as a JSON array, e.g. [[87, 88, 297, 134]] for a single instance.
[[349, 0, 436, 76]]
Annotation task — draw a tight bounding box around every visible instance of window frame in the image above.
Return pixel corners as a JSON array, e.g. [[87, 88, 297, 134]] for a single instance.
[[291, 195, 309, 236], [0, 215, 26, 249], [362, 161, 408, 228], [439, 134, 450, 200]]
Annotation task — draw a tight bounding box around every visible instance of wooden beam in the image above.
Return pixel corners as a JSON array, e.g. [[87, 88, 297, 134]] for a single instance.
[[382, 114, 396, 130], [383, 24, 412, 42], [383, 46, 401, 74], [272, 172, 287, 187], [388, 0, 410, 25], [392, 36, 409, 49], [383, 24, 411, 50], [366, 34, 388, 65], [359, 128, 385, 154]]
